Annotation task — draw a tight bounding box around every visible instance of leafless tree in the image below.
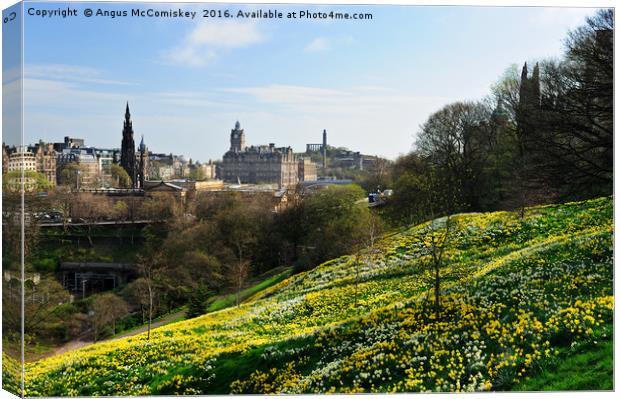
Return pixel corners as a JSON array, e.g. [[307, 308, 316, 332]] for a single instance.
[[91, 293, 129, 341], [353, 213, 383, 308], [135, 254, 162, 340]]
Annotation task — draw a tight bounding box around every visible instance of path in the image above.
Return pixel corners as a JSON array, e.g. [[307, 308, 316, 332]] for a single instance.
[[36, 309, 186, 360]]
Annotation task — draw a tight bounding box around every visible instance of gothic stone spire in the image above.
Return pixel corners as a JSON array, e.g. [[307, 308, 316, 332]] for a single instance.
[[120, 102, 136, 187]]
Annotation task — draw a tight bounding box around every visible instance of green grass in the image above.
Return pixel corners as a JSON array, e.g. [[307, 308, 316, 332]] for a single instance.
[[109, 306, 188, 339], [21, 197, 613, 396], [515, 339, 613, 391], [205, 268, 292, 313]]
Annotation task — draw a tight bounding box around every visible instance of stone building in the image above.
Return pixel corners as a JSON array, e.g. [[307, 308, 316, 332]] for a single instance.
[[2, 144, 9, 174], [3, 142, 57, 187], [298, 157, 317, 182], [187, 159, 216, 180], [3, 146, 35, 191], [53, 136, 85, 152], [222, 121, 312, 187], [57, 148, 100, 188], [148, 153, 187, 180], [92, 147, 120, 188], [30, 141, 57, 186], [7, 146, 37, 173]]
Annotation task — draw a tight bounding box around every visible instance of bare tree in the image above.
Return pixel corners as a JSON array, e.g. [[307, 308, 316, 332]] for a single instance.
[[353, 213, 383, 308], [426, 214, 453, 320], [70, 193, 112, 247], [91, 293, 129, 341], [135, 254, 162, 340], [3, 276, 71, 337], [228, 258, 250, 307], [413, 168, 458, 321]]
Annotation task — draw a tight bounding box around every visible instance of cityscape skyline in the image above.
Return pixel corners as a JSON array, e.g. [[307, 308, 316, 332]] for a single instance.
[[3, 1, 602, 162]]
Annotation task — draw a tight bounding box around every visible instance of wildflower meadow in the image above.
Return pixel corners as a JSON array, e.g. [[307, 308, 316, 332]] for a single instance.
[[16, 197, 613, 395]]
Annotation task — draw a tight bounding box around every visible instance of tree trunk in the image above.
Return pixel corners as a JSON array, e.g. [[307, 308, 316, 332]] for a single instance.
[[434, 265, 441, 320], [87, 225, 94, 247], [147, 283, 153, 340]]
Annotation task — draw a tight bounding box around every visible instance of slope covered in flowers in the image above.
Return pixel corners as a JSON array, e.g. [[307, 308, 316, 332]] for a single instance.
[[24, 197, 613, 395]]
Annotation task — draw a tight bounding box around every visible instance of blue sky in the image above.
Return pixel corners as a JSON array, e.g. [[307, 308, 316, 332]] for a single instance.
[[5, 1, 602, 161]]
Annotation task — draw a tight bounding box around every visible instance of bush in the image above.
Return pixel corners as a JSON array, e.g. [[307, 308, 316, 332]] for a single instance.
[[32, 257, 57, 272]]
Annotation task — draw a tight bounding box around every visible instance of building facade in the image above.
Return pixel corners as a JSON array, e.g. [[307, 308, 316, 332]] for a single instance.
[[222, 122, 313, 187], [298, 157, 317, 182], [31, 141, 57, 186], [7, 146, 37, 173], [2, 144, 9, 174], [4, 142, 57, 187], [53, 136, 85, 152], [148, 153, 187, 180], [187, 159, 216, 180], [57, 148, 100, 188]]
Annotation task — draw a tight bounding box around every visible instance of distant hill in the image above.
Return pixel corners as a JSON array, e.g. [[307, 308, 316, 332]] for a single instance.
[[19, 197, 612, 395]]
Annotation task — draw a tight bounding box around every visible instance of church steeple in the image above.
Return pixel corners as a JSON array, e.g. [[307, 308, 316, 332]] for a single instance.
[[120, 102, 136, 188], [137, 134, 146, 189]]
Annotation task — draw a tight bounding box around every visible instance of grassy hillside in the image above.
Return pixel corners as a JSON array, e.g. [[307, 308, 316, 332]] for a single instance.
[[20, 197, 613, 395]]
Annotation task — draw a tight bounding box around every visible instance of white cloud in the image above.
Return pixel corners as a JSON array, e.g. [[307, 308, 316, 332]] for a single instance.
[[304, 35, 355, 53], [224, 84, 345, 105], [162, 21, 266, 67], [216, 84, 452, 159], [222, 84, 448, 114], [23, 78, 127, 108], [304, 37, 330, 52], [25, 64, 133, 86]]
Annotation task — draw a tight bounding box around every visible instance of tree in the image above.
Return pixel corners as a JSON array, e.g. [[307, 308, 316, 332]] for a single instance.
[[70, 193, 112, 247], [110, 164, 132, 189], [112, 201, 129, 220], [51, 186, 74, 232], [491, 65, 521, 125], [60, 163, 85, 189], [535, 9, 613, 199], [2, 191, 26, 265], [134, 254, 163, 340], [415, 101, 494, 211], [217, 202, 260, 306], [91, 293, 129, 340], [3, 275, 71, 338], [303, 184, 370, 269], [403, 167, 458, 320], [388, 153, 432, 225], [2, 170, 51, 192], [274, 185, 308, 265], [186, 286, 213, 319], [189, 167, 206, 181], [353, 213, 383, 308], [227, 259, 250, 308]]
